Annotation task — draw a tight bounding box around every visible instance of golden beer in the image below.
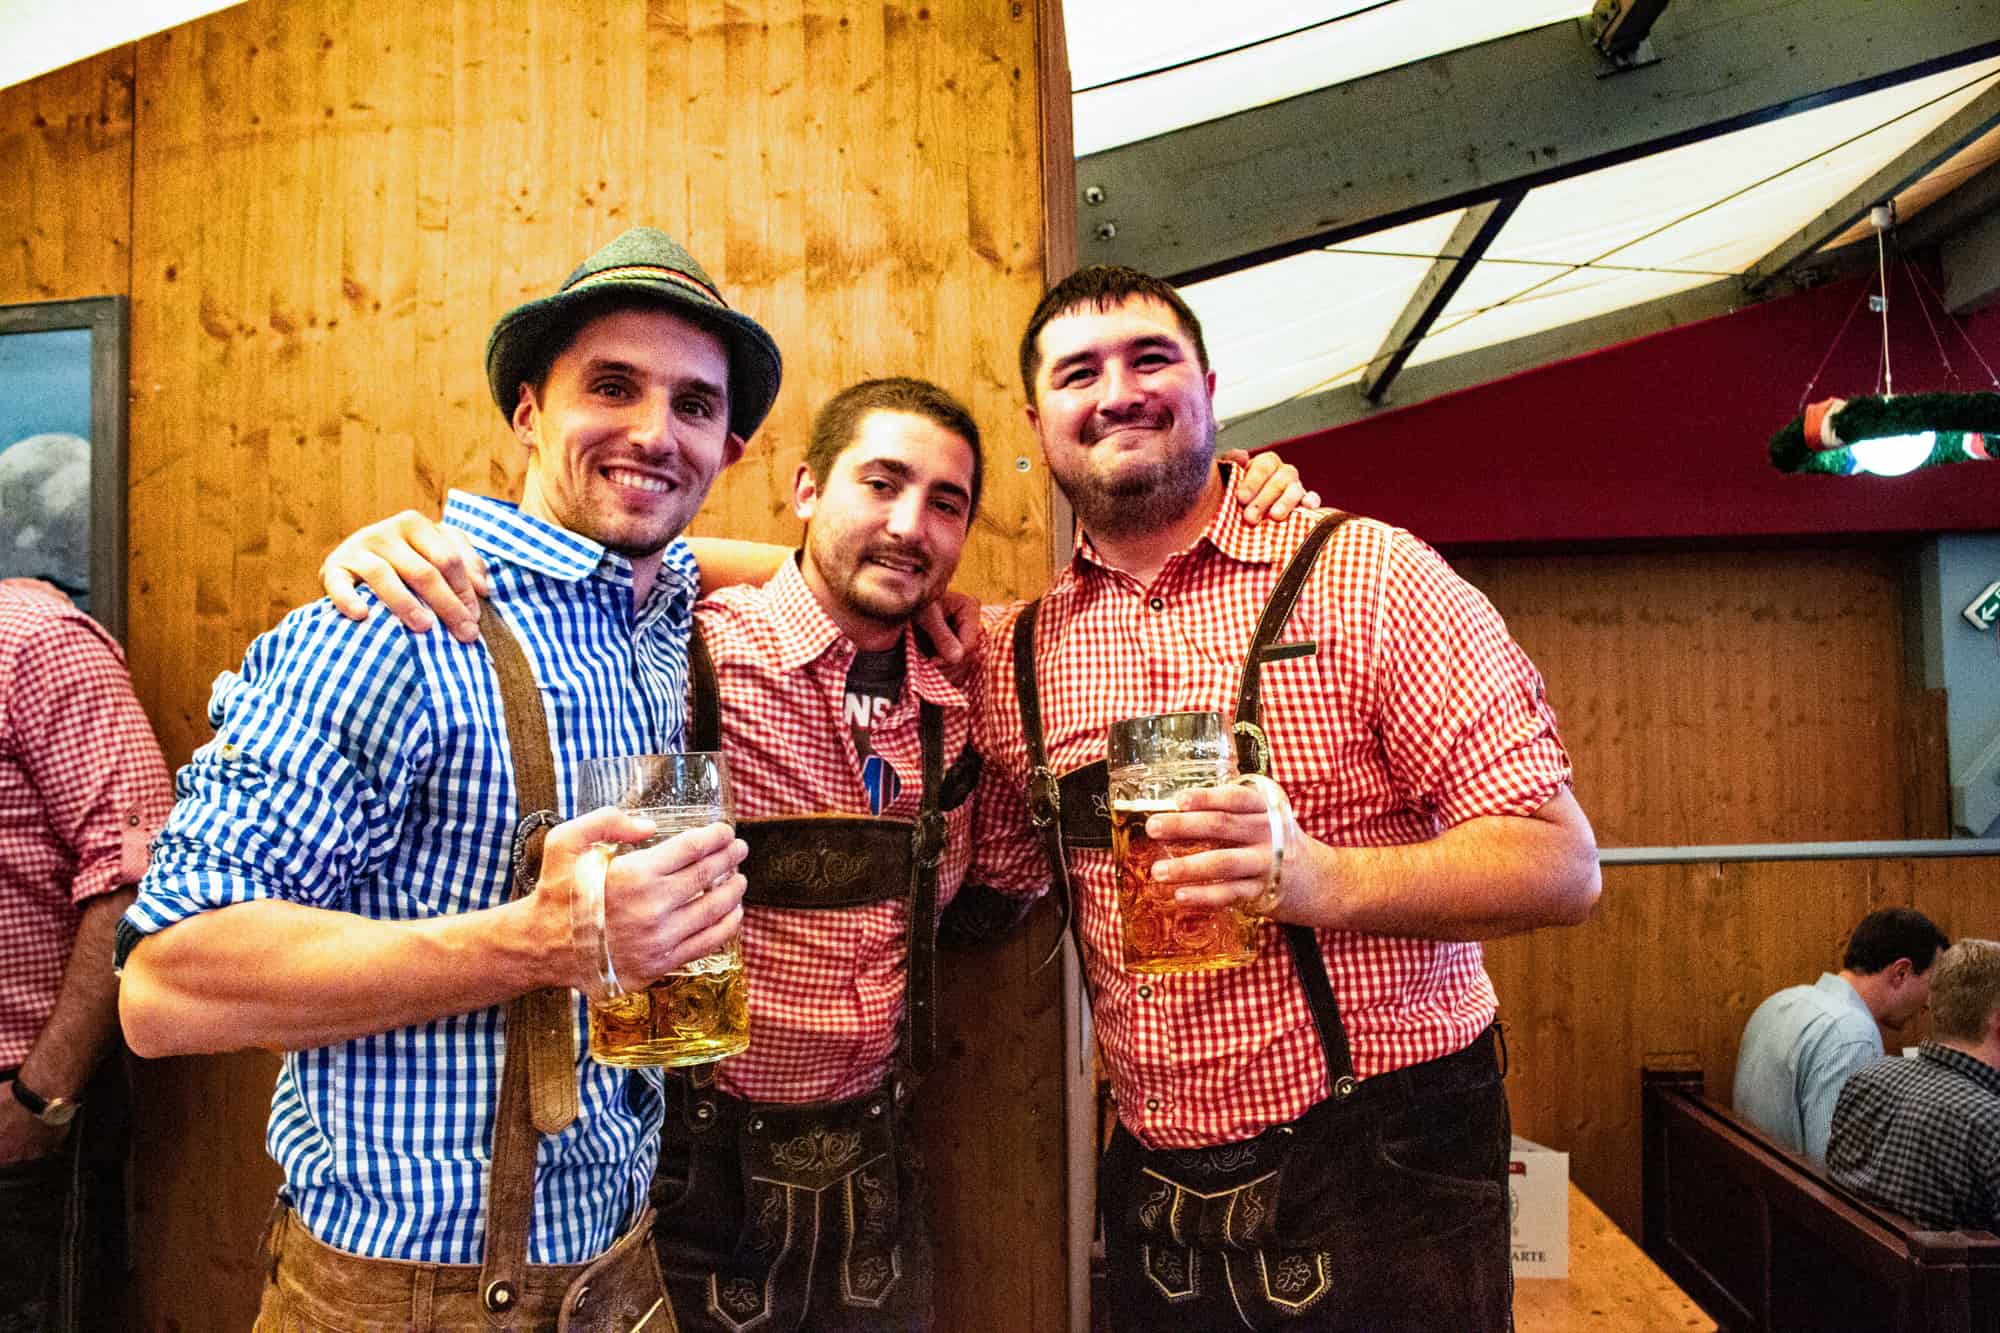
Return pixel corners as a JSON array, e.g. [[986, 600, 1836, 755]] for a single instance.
[[1111, 799, 1257, 974], [588, 946, 750, 1068], [585, 803, 751, 1067]]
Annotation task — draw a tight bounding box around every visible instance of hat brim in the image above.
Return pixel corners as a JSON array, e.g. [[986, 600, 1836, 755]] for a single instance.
[[485, 281, 782, 441]]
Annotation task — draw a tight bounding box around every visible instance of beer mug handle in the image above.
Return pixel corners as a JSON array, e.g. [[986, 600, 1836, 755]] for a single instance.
[[571, 846, 624, 1001], [1228, 773, 1294, 917]]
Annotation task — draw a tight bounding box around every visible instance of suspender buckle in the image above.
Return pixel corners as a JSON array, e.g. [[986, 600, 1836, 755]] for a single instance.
[[1027, 765, 1061, 830], [913, 809, 949, 870], [510, 808, 562, 891], [1232, 721, 1273, 777]]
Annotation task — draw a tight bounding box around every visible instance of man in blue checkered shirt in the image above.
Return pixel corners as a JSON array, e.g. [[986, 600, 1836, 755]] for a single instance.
[[1827, 938, 2000, 1233], [115, 229, 773, 1329]]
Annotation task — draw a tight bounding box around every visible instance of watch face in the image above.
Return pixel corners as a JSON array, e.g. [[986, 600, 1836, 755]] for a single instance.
[[10, 1077, 77, 1127]]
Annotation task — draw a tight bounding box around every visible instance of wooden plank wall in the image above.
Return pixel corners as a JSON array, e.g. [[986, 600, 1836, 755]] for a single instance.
[[1452, 545, 1924, 847], [8, 3, 1066, 1329]]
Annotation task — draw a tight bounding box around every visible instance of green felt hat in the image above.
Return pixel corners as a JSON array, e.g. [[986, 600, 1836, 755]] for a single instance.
[[485, 227, 783, 440]]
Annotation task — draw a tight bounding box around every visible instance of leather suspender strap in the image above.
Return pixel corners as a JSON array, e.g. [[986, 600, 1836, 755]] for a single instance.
[[902, 701, 947, 1076], [1232, 514, 1360, 1099], [1231, 512, 1351, 778], [687, 624, 722, 754], [1012, 602, 1081, 962], [476, 600, 580, 1318]]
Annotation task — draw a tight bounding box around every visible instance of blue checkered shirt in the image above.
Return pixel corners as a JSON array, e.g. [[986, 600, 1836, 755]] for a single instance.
[[122, 492, 697, 1264], [1826, 1041, 2000, 1232]]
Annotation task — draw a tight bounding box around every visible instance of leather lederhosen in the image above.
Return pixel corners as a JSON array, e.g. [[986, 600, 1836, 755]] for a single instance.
[[645, 627, 949, 1332]]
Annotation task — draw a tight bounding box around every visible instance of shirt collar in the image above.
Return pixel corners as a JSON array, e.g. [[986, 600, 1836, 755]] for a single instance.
[[1815, 972, 1875, 1022], [760, 555, 966, 709], [442, 491, 699, 615], [1066, 462, 1292, 584], [1919, 1041, 2000, 1098]]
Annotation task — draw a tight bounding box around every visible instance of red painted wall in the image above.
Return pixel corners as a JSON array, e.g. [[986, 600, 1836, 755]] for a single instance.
[[1278, 268, 2000, 545]]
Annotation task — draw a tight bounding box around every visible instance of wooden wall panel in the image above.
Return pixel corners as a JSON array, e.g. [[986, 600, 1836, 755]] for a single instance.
[[0, 48, 133, 304], [1455, 546, 1915, 847], [97, 2, 1061, 1329], [1488, 855, 1996, 1241]]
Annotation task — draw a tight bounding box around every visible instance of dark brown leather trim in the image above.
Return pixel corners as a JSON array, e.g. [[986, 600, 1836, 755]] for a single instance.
[[739, 815, 918, 910], [475, 599, 583, 1317]]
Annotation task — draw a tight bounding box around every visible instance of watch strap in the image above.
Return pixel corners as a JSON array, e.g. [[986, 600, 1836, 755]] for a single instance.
[[10, 1074, 77, 1125]]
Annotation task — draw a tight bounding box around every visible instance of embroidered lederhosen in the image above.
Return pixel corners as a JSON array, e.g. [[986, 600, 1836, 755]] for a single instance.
[[1012, 513, 1363, 1321], [647, 626, 949, 1332]]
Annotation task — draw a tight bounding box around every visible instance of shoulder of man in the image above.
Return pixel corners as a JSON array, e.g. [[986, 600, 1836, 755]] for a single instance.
[[0, 583, 123, 663]]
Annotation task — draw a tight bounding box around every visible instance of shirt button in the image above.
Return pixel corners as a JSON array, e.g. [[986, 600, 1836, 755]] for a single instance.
[[1146, 1097, 1161, 1111], [1137, 985, 1152, 999], [1148, 596, 1166, 612]]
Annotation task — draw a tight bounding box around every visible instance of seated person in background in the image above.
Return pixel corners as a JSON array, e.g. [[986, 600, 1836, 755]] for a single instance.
[[1827, 938, 2000, 1232], [1733, 907, 1948, 1163]]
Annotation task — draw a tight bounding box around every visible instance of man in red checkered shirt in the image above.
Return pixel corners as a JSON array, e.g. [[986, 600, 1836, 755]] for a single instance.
[[964, 267, 1602, 1331], [0, 581, 173, 1330]]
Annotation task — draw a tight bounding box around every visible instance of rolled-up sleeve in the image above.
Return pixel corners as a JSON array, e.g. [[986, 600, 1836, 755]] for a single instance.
[[10, 613, 173, 905], [120, 601, 436, 955]]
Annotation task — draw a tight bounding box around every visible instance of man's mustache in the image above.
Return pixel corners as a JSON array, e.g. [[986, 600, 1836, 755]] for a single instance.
[[1081, 410, 1172, 444]]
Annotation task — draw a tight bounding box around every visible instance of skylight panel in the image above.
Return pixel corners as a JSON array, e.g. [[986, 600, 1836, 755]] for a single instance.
[[1071, 0, 1592, 157]]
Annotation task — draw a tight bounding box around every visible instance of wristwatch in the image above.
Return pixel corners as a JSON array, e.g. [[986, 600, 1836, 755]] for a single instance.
[[8, 1076, 79, 1127]]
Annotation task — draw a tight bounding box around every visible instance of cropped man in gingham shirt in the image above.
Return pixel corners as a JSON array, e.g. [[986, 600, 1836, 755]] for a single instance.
[[970, 267, 1602, 1331], [1828, 939, 2000, 1233], [117, 229, 765, 1330], [1, 582, 173, 1331]]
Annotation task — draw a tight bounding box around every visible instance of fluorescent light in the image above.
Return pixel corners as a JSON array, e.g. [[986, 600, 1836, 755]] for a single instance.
[[1848, 433, 1936, 477]]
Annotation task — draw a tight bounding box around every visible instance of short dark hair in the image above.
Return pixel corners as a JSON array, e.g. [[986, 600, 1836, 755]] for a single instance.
[[1843, 907, 1950, 976], [521, 290, 732, 407], [805, 377, 984, 518], [1017, 265, 1209, 404]]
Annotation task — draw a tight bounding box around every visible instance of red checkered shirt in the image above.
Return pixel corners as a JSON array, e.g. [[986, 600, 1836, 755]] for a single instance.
[[970, 491, 1572, 1149], [0, 586, 173, 1068], [696, 557, 979, 1103]]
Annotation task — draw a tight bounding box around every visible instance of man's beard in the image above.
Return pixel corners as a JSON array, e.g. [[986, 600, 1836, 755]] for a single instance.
[[1056, 427, 1214, 542]]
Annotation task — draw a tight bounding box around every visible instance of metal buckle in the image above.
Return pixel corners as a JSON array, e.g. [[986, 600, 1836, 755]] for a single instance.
[[1027, 765, 1061, 830], [510, 808, 561, 891], [1232, 721, 1273, 777], [913, 809, 949, 870]]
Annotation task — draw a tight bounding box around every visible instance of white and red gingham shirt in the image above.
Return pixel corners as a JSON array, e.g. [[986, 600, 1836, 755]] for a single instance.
[[970, 486, 1572, 1149], [696, 556, 979, 1103], [0, 586, 172, 1068]]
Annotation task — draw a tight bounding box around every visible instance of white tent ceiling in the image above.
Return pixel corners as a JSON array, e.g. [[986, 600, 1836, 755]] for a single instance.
[[1065, 2, 2000, 441]]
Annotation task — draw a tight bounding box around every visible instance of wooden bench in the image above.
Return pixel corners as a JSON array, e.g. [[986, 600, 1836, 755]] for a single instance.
[[1641, 1065, 2000, 1333]]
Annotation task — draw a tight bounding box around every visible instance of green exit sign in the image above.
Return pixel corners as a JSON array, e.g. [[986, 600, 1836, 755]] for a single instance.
[[1965, 579, 2000, 632]]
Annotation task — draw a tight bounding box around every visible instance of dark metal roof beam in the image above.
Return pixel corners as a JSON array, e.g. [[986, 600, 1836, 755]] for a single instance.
[[1357, 194, 1521, 404], [1218, 276, 1757, 451], [1075, 0, 2000, 285]]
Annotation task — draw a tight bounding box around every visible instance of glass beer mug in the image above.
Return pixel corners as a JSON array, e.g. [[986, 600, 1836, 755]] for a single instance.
[[1106, 711, 1285, 975], [573, 751, 750, 1067]]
